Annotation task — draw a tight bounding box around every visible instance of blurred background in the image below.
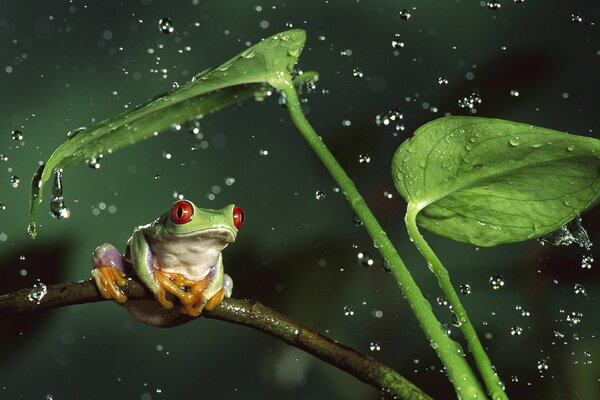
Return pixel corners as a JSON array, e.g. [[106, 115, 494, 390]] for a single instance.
[[1, 1, 599, 399]]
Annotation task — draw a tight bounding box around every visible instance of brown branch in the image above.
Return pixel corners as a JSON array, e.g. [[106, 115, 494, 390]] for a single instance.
[[0, 279, 431, 400]]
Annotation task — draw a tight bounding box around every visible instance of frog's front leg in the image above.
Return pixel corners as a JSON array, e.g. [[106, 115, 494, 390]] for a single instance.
[[92, 244, 128, 303], [130, 229, 196, 310]]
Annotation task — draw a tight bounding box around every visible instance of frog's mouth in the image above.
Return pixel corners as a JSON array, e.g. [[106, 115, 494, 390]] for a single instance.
[[178, 226, 236, 245]]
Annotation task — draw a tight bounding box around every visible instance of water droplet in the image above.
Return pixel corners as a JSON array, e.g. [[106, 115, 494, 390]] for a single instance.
[[438, 77, 449, 85], [487, 1, 501, 10], [357, 251, 374, 268], [510, 326, 523, 336], [158, 18, 174, 34], [489, 274, 505, 290], [0, 154, 7, 162], [67, 127, 86, 138], [574, 283, 586, 295], [352, 68, 364, 78], [259, 149, 269, 156], [9, 176, 19, 188], [382, 258, 392, 273], [538, 216, 592, 250], [563, 199, 572, 207], [508, 136, 521, 147], [88, 154, 103, 169], [571, 13, 583, 23], [566, 311, 582, 326], [436, 296, 448, 306], [451, 313, 462, 327], [537, 359, 549, 374], [391, 33, 405, 49], [28, 281, 47, 304], [458, 93, 482, 112], [375, 109, 403, 127], [315, 190, 326, 200], [399, 9, 411, 20], [581, 255, 594, 269], [369, 341, 381, 352], [510, 89, 520, 97], [343, 305, 355, 316], [567, 145, 575, 152], [11, 129, 23, 141], [50, 169, 71, 219], [352, 212, 363, 227], [0, 202, 5, 210], [358, 154, 371, 164], [459, 284, 472, 295]]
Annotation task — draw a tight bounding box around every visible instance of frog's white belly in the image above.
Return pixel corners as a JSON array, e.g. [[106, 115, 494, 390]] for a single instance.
[[148, 235, 225, 280]]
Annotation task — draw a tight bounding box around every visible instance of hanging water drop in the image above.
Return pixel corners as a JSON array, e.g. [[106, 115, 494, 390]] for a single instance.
[[50, 169, 71, 219], [67, 127, 86, 139]]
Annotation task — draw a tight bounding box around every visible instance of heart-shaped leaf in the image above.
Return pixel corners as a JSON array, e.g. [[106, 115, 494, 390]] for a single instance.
[[392, 116, 600, 246], [28, 29, 312, 237]]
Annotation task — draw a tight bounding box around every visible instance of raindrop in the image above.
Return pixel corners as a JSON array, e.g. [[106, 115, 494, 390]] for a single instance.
[[0, 202, 5, 210], [369, 342, 381, 352], [438, 77, 449, 85], [399, 9, 411, 20], [158, 18, 174, 34], [259, 149, 269, 156], [50, 169, 71, 219], [352, 212, 363, 227], [510, 326, 523, 336], [88, 154, 103, 169], [189, 120, 202, 137], [382, 258, 392, 273], [489, 274, 505, 290], [538, 216, 592, 250], [581, 255, 593, 269], [375, 109, 403, 127], [352, 68, 364, 78], [225, 177, 236, 186], [510, 89, 520, 97], [508, 136, 521, 147], [11, 129, 23, 141], [436, 296, 448, 306], [0, 154, 7, 161], [358, 154, 371, 164], [343, 305, 355, 316], [458, 93, 482, 112], [315, 190, 326, 200], [10, 176, 19, 188], [451, 313, 462, 327], [391, 34, 405, 49], [67, 127, 86, 138], [566, 311, 582, 326], [28, 281, 48, 304], [537, 359, 549, 374], [487, 1, 501, 10], [357, 251, 374, 268], [574, 283, 586, 295], [459, 284, 472, 295], [571, 13, 583, 23]]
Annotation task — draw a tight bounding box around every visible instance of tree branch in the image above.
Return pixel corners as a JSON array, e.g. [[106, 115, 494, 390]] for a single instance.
[[0, 279, 432, 400]]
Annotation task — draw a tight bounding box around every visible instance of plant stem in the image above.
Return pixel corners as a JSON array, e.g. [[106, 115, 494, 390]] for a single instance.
[[280, 81, 488, 399], [406, 202, 508, 400]]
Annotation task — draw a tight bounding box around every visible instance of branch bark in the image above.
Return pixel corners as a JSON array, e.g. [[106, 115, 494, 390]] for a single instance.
[[0, 279, 432, 400]]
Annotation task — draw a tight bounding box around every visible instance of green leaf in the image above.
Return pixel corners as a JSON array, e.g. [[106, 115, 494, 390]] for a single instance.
[[28, 29, 312, 238], [393, 116, 600, 247]]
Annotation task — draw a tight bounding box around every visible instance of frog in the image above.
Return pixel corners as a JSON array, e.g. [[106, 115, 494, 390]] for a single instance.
[[91, 199, 244, 326]]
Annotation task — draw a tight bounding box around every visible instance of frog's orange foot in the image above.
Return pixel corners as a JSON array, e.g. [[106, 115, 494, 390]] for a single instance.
[[205, 287, 225, 311], [154, 270, 209, 312], [92, 266, 128, 303]]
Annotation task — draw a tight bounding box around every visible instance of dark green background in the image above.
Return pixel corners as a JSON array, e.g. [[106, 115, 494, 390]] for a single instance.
[[1, 1, 599, 399]]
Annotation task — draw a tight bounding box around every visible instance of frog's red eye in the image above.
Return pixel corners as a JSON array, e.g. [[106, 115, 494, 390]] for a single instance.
[[171, 200, 194, 224], [232, 205, 244, 229]]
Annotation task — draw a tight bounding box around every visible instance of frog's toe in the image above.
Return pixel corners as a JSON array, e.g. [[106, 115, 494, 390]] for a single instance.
[[204, 287, 226, 311], [92, 266, 128, 303], [154, 270, 205, 309]]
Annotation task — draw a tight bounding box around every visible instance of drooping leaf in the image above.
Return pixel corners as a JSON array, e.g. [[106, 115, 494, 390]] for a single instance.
[[28, 29, 313, 237], [392, 116, 600, 247]]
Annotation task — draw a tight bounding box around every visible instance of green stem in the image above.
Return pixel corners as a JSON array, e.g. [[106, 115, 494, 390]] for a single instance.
[[406, 202, 508, 400], [279, 80, 487, 399]]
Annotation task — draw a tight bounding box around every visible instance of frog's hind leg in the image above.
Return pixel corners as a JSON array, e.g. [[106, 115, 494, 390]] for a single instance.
[[92, 244, 128, 303]]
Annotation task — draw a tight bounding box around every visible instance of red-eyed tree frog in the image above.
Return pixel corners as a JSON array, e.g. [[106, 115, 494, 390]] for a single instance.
[[92, 200, 244, 326]]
